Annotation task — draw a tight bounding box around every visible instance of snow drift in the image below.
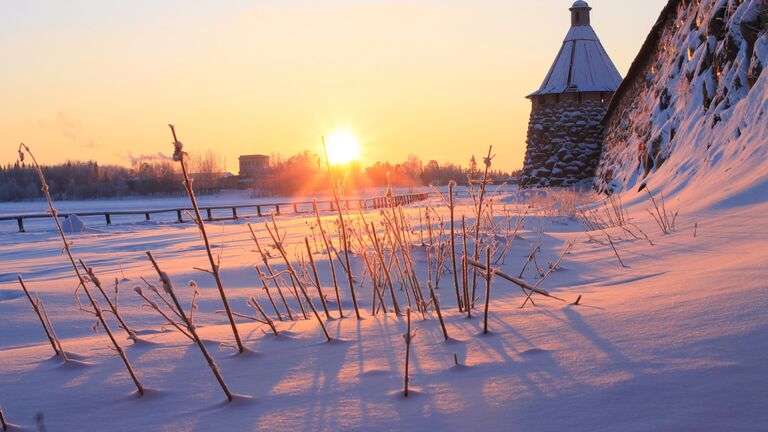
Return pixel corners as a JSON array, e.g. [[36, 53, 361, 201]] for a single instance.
[[61, 214, 85, 233]]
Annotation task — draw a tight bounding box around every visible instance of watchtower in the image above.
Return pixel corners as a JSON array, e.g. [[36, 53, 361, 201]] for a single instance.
[[520, 1, 622, 187]]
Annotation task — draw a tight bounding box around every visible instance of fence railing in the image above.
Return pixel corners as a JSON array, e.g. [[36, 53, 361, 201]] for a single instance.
[[0, 193, 430, 233]]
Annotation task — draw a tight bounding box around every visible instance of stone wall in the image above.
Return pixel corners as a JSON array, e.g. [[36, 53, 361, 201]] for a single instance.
[[520, 96, 608, 187], [596, 0, 767, 193]]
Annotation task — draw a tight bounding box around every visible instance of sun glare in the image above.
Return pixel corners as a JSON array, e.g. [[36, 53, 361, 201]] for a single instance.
[[324, 130, 361, 165]]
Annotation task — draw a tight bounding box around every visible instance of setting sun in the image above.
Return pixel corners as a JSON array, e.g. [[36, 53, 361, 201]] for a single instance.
[[324, 130, 362, 165]]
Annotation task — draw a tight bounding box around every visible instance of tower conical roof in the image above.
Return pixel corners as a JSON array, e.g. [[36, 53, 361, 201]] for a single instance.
[[528, 1, 622, 97]]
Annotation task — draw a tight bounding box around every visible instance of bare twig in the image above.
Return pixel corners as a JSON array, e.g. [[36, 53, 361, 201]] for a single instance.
[[403, 308, 416, 397], [448, 181, 463, 311], [305, 237, 330, 318], [17, 275, 66, 360], [645, 187, 677, 234], [314, 200, 343, 317], [428, 281, 449, 341], [168, 124, 244, 353], [600, 230, 628, 268], [483, 247, 492, 334], [17, 143, 143, 396], [266, 217, 331, 342], [323, 137, 360, 319], [522, 240, 575, 308], [248, 297, 279, 336], [146, 251, 233, 401], [133, 286, 193, 341], [471, 146, 494, 308], [369, 222, 401, 315], [248, 224, 294, 321], [466, 259, 567, 302], [80, 260, 136, 340], [0, 406, 7, 432], [461, 216, 471, 318]]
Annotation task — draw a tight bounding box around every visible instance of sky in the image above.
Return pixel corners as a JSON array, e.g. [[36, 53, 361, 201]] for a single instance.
[[0, 0, 668, 172]]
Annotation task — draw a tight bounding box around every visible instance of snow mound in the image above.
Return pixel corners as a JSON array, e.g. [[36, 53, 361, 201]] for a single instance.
[[61, 214, 85, 233]]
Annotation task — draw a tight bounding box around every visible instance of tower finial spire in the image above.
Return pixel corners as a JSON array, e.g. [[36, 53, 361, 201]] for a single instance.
[[570, 1, 592, 27]]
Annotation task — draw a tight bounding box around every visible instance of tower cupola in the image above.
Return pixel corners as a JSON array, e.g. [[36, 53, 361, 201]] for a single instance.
[[570, 1, 592, 27]]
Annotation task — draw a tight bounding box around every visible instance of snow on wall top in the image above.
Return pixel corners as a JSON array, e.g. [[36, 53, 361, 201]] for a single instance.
[[528, 3, 622, 97]]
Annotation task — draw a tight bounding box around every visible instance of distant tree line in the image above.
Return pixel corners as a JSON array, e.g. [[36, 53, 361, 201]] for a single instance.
[[0, 150, 517, 201], [252, 152, 518, 196], [0, 150, 224, 202]]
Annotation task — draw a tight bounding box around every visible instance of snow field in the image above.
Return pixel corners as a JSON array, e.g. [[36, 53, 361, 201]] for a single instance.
[[1, 187, 766, 431]]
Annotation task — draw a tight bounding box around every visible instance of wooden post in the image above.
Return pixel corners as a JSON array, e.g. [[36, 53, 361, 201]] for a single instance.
[[293, 203, 299, 214], [206, 208, 213, 221], [232, 208, 238, 219], [176, 210, 183, 223], [257, 205, 263, 217], [105, 213, 112, 225], [17, 217, 25, 233], [145, 212, 151, 221], [330, 201, 335, 211], [275, 204, 281, 215]]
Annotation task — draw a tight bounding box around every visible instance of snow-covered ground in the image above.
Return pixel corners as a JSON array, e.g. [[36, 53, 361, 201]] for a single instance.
[[1, 179, 766, 431], [3, 22, 767, 425], [3, 1, 766, 430]]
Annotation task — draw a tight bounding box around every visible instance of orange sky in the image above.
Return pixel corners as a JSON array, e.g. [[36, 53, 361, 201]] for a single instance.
[[0, 0, 667, 172]]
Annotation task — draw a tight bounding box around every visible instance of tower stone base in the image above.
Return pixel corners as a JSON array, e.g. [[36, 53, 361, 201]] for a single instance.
[[520, 97, 608, 188]]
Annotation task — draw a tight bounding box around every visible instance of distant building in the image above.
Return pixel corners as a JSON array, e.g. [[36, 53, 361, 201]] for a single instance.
[[520, 1, 622, 188], [238, 154, 270, 178]]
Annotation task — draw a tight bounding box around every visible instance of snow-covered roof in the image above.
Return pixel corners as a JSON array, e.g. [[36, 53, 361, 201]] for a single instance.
[[528, 3, 622, 97]]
